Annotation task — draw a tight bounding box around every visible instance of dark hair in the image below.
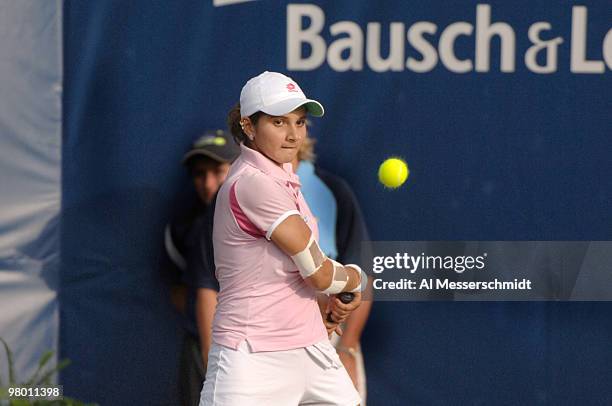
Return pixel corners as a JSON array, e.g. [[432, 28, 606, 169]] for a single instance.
[[227, 103, 263, 146]]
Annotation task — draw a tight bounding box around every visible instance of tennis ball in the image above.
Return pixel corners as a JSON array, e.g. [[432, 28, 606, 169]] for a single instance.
[[378, 158, 409, 188]]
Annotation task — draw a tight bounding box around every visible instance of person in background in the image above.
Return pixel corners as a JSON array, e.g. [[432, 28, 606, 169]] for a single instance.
[[160, 130, 239, 406], [292, 135, 373, 404]]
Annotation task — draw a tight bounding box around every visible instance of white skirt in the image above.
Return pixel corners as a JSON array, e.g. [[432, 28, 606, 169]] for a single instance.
[[199, 339, 361, 406]]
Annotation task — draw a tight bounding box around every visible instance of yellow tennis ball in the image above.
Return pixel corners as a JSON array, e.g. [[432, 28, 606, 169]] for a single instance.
[[378, 158, 409, 188]]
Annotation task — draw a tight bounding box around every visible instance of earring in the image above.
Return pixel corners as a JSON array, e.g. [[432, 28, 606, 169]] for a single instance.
[[240, 119, 253, 140]]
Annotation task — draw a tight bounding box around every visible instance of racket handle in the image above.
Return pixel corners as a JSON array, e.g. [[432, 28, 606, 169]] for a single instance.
[[326, 292, 354, 323], [337, 292, 355, 304]]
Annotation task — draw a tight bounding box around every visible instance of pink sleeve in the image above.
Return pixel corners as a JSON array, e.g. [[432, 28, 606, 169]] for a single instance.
[[233, 173, 300, 240]]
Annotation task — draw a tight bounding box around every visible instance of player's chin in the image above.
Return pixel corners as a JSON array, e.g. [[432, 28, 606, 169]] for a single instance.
[[277, 148, 298, 162]]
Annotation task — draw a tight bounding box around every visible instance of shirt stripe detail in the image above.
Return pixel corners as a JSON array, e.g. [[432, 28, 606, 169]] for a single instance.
[[229, 181, 265, 238]]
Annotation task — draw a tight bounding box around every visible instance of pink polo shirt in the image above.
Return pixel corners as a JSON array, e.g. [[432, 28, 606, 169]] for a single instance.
[[211, 144, 327, 352]]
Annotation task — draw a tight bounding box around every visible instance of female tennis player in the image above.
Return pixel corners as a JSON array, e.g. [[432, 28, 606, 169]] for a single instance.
[[199, 71, 365, 406]]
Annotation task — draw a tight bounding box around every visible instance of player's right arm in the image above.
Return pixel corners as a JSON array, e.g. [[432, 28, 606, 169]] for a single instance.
[[232, 173, 366, 294], [271, 214, 365, 294]]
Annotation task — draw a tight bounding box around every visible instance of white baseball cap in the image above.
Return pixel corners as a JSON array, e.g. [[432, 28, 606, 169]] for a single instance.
[[239, 71, 324, 118]]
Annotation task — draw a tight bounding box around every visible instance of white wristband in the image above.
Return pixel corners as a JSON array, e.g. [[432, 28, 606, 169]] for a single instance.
[[346, 264, 367, 292]]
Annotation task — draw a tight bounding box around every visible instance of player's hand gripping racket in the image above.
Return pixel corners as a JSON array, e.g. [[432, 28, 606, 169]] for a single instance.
[[326, 292, 354, 323]]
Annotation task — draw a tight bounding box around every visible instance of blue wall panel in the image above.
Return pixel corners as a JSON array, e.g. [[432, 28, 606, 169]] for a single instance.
[[62, 1, 612, 404]]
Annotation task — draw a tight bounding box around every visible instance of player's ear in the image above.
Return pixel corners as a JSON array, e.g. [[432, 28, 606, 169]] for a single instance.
[[241, 118, 255, 141]]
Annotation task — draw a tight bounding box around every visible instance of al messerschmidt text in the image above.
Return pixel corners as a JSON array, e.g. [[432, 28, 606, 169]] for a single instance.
[[374, 278, 532, 290]]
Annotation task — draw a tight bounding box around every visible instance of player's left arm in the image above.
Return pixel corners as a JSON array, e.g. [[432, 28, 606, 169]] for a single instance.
[[326, 177, 371, 328], [334, 278, 372, 389], [316, 293, 360, 336], [325, 173, 373, 388], [316, 294, 336, 336], [337, 278, 373, 346], [325, 291, 362, 324]]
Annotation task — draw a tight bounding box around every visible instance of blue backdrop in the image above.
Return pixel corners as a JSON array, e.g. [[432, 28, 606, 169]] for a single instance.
[[61, 1, 612, 404]]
